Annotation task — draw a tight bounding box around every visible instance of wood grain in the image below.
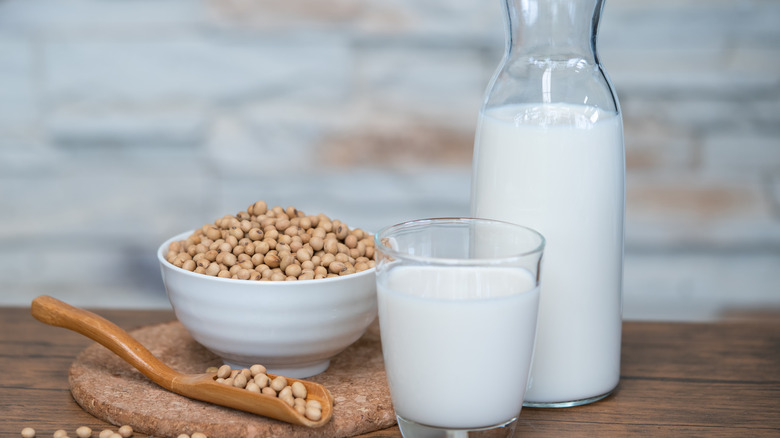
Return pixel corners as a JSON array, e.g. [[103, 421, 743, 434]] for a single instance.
[[2, 306, 780, 437]]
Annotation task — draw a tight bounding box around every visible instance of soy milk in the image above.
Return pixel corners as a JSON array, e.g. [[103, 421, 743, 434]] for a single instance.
[[471, 103, 624, 404], [377, 265, 539, 428]]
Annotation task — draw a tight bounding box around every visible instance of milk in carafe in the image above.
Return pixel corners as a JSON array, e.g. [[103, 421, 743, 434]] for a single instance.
[[471, 102, 624, 405]]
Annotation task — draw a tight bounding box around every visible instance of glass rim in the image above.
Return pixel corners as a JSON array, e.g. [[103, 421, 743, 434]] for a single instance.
[[374, 217, 545, 266]]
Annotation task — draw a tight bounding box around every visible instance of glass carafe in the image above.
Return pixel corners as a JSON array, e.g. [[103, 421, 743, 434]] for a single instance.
[[470, 0, 625, 407]]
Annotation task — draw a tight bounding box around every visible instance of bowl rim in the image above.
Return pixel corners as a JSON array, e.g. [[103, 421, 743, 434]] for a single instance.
[[158, 230, 376, 285]]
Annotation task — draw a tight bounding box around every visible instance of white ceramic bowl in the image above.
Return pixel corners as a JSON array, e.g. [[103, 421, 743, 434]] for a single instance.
[[158, 231, 377, 378]]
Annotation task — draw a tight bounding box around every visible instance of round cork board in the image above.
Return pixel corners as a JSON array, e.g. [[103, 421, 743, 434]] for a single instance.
[[69, 320, 395, 438]]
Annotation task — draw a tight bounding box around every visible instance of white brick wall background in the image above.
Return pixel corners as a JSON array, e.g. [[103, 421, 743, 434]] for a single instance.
[[1, 0, 778, 320]]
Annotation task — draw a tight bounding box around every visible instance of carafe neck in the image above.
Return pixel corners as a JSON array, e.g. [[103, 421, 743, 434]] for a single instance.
[[504, 0, 604, 62]]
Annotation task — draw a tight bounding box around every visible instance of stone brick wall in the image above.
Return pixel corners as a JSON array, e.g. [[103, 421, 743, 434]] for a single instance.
[[1, 0, 778, 320]]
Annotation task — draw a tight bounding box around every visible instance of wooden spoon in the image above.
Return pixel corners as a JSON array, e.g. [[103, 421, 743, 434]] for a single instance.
[[30, 295, 334, 428]]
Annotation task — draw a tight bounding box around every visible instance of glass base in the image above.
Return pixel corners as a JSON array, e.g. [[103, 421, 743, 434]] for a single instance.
[[523, 388, 614, 408], [397, 415, 518, 438]]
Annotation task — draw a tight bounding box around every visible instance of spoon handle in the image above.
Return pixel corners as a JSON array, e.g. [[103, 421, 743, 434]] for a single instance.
[[31, 295, 181, 387]]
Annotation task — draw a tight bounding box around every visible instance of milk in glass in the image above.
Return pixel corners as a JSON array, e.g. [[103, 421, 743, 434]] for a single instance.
[[377, 265, 539, 428]]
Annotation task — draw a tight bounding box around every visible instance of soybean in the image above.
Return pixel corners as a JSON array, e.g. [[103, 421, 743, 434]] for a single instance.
[[291, 381, 307, 399], [118, 425, 133, 437]]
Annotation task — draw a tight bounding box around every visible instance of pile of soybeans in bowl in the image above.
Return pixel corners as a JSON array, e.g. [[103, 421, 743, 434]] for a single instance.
[[158, 201, 379, 375], [163, 200, 376, 281]]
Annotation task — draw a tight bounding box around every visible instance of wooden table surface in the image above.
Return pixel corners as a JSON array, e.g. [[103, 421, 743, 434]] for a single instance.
[[2, 305, 779, 437]]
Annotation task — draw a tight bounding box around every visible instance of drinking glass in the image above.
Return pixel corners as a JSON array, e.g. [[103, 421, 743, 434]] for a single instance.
[[374, 218, 545, 438]]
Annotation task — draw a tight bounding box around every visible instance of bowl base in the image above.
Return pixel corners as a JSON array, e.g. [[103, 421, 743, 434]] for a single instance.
[[222, 359, 331, 379]]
